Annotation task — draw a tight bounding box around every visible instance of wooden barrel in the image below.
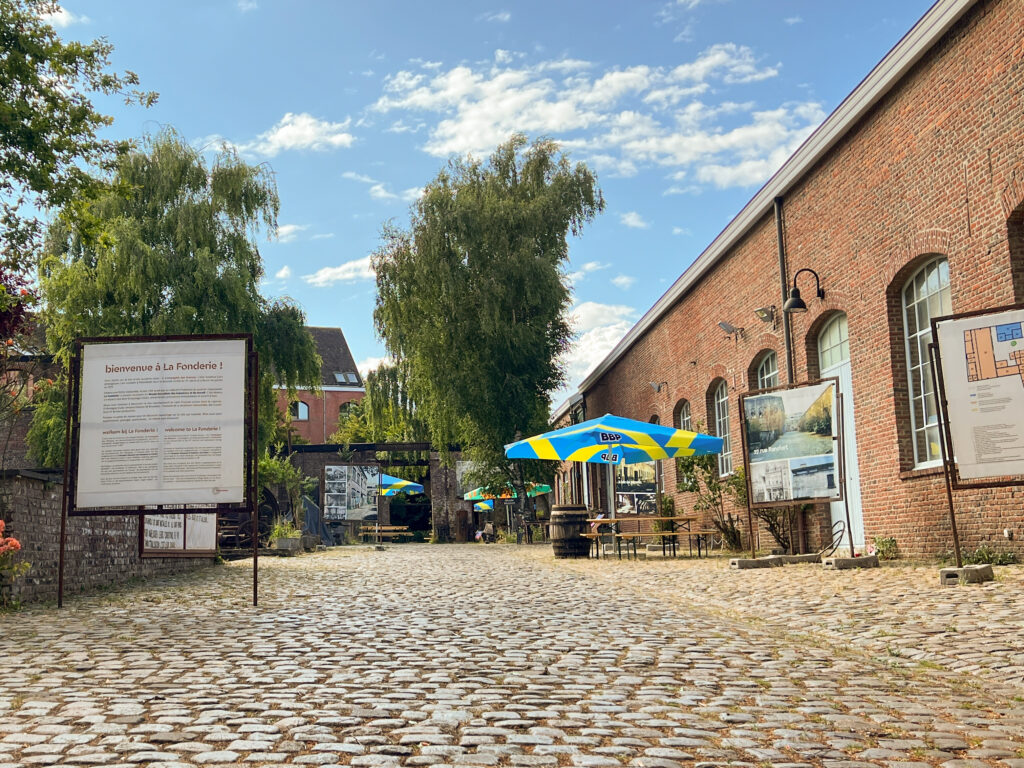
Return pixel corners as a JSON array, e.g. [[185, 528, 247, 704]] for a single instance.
[[549, 505, 590, 559]]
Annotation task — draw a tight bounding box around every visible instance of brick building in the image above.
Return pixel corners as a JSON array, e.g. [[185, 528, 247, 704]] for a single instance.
[[275, 326, 365, 443], [553, 0, 1024, 557]]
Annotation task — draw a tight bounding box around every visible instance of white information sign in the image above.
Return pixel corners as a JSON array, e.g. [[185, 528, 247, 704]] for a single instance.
[[936, 309, 1024, 479], [76, 339, 246, 508], [143, 512, 218, 552]]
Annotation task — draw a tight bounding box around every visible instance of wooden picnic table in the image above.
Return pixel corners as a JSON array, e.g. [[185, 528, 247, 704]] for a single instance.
[[585, 515, 711, 559]]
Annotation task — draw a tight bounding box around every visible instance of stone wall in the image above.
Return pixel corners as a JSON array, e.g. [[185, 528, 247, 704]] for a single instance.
[[1, 472, 213, 605]]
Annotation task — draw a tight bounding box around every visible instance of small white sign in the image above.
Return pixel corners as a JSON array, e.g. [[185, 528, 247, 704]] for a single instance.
[[76, 339, 246, 508]]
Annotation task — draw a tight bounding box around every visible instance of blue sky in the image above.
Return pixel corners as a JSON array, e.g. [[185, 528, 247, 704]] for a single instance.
[[50, 1, 933, 406]]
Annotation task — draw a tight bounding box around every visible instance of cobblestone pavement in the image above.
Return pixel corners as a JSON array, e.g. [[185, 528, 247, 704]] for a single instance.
[[2, 545, 1024, 768], [530, 548, 1024, 689]]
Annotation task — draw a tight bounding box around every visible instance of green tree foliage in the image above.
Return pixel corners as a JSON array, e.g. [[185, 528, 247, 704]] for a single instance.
[[372, 134, 604, 510], [1, 0, 155, 269], [676, 452, 747, 551], [28, 130, 321, 465]]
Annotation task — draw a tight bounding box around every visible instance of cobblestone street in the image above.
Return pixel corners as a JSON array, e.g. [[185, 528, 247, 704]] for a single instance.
[[3, 545, 1024, 768]]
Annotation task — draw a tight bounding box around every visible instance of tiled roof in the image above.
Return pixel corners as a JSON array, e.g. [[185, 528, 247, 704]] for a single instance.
[[307, 326, 363, 387]]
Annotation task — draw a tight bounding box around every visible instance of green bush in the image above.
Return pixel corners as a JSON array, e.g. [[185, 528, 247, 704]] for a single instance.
[[962, 544, 1017, 566], [872, 536, 899, 560]]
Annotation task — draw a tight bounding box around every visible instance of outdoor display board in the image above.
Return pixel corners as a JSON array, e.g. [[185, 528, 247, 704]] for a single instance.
[[740, 379, 841, 506], [142, 512, 217, 555], [934, 305, 1024, 481], [75, 339, 247, 508], [614, 461, 657, 515], [323, 465, 380, 521]]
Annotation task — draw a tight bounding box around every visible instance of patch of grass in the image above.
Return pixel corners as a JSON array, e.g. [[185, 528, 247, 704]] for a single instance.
[[917, 659, 944, 670]]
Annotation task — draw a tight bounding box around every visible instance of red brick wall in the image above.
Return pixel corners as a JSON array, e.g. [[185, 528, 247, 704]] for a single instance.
[[582, 0, 1024, 557], [275, 389, 364, 444]]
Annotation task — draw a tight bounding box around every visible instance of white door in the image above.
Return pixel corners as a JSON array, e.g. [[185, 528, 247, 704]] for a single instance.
[[818, 314, 865, 549]]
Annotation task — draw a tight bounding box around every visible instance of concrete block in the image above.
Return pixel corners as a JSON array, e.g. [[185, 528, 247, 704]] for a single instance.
[[778, 553, 823, 564], [939, 563, 994, 586], [822, 554, 879, 570], [729, 557, 782, 569]]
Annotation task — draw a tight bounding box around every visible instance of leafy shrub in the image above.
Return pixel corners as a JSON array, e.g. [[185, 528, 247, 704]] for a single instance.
[[962, 544, 1017, 566], [872, 536, 899, 560]]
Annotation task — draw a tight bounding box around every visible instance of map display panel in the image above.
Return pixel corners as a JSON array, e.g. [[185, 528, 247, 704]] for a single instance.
[[936, 308, 1024, 480]]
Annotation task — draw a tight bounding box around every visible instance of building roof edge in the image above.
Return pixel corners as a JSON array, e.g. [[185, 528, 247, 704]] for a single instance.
[[577, 0, 974, 395]]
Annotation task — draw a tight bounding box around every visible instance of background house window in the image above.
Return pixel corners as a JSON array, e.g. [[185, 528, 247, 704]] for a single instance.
[[901, 257, 951, 466], [675, 400, 691, 431], [756, 351, 779, 389], [713, 380, 732, 476], [290, 400, 309, 421]]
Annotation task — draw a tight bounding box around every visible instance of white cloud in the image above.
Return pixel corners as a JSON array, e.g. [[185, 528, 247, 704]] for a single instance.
[[276, 224, 308, 243], [480, 10, 511, 22], [557, 302, 638, 392], [567, 260, 609, 284], [344, 170, 409, 202], [311, 233, 335, 240], [303, 257, 375, 287], [357, 356, 390, 376], [274, 265, 292, 280], [241, 113, 355, 157], [621, 211, 650, 229], [784, 16, 803, 25], [42, 6, 90, 26], [237, 0, 257, 11], [612, 275, 636, 289], [401, 187, 424, 202], [672, 226, 692, 236], [571, 301, 636, 334], [369, 184, 398, 200], [368, 47, 817, 191]]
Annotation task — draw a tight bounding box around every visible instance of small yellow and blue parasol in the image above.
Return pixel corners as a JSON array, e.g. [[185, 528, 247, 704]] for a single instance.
[[379, 473, 424, 496]]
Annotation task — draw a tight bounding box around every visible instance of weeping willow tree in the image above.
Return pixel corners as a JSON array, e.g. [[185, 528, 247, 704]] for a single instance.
[[28, 129, 321, 465], [372, 134, 604, 517], [331, 362, 429, 477]]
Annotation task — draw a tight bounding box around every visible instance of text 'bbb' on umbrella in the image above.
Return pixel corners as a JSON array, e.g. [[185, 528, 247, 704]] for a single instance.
[[379, 473, 424, 496], [504, 413, 722, 465]]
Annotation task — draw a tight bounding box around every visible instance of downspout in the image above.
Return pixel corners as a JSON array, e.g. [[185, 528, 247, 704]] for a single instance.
[[775, 196, 795, 385], [775, 196, 807, 553]]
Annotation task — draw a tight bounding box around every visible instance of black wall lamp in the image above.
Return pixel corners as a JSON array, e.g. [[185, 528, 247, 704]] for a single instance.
[[782, 268, 825, 313]]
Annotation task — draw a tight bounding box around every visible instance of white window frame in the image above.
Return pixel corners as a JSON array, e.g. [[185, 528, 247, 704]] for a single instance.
[[818, 313, 850, 372], [290, 400, 309, 421], [901, 257, 951, 468], [756, 351, 779, 390], [713, 381, 732, 476], [676, 400, 691, 431]]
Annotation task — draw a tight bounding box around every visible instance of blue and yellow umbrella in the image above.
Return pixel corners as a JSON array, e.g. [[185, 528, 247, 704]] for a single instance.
[[504, 413, 722, 465], [473, 500, 494, 511], [378, 473, 424, 496], [463, 483, 551, 501]]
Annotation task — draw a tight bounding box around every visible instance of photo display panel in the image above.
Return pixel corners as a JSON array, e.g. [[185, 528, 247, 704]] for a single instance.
[[742, 380, 840, 506]]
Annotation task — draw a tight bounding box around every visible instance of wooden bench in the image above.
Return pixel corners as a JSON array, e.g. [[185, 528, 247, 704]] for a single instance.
[[650, 529, 721, 557], [360, 525, 411, 543]]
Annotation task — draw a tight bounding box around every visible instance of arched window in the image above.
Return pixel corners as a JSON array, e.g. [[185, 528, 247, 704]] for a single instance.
[[755, 351, 779, 390], [290, 400, 309, 421], [818, 313, 849, 371], [901, 257, 951, 466], [713, 380, 732, 476], [674, 400, 691, 431]]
